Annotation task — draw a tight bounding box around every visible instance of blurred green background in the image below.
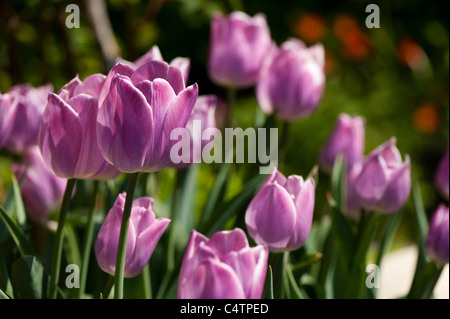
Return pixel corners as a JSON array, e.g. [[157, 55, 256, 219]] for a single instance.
[[0, 0, 449, 297]]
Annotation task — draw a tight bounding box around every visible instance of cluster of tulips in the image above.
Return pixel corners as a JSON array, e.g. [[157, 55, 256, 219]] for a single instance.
[[0, 10, 448, 300]]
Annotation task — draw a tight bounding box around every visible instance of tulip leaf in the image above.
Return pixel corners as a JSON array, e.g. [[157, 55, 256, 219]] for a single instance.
[[11, 175, 27, 227], [0, 205, 35, 256], [0, 288, 10, 299], [201, 173, 265, 236], [198, 163, 230, 226], [11, 255, 49, 299], [376, 209, 404, 266], [263, 265, 274, 299], [291, 252, 323, 272], [407, 180, 430, 298], [0, 248, 13, 295], [331, 154, 346, 211]]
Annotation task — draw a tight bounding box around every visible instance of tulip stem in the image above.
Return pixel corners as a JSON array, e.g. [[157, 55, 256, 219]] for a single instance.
[[77, 180, 100, 299], [279, 121, 290, 167], [49, 178, 77, 299], [102, 275, 115, 299], [114, 172, 140, 299]]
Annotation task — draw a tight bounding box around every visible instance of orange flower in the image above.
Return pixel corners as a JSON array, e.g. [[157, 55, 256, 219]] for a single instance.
[[333, 14, 372, 61], [294, 13, 327, 44], [397, 37, 426, 69], [412, 102, 441, 134]]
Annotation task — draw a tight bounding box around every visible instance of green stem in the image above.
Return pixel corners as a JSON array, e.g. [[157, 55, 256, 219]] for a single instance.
[[279, 121, 290, 167], [77, 180, 100, 299], [49, 178, 77, 299], [141, 263, 152, 299], [269, 252, 284, 299], [114, 172, 140, 299], [102, 275, 115, 299]]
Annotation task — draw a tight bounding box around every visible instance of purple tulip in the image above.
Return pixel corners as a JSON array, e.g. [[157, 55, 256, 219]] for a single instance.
[[434, 142, 449, 200], [169, 95, 226, 169], [256, 39, 325, 121], [353, 138, 411, 213], [114, 45, 190, 90], [208, 11, 271, 89], [245, 168, 315, 252], [95, 193, 170, 278], [38, 74, 120, 180], [96, 60, 198, 173], [1, 84, 53, 153], [11, 146, 66, 223], [178, 228, 268, 299], [319, 113, 365, 173], [0, 92, 17, 149], [426, 205, 449, 265]]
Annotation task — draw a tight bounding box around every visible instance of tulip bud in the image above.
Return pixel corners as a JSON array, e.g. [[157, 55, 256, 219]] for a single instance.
[[256, 39, 325, 121], [11, 147, 66, 223], [245, 168, 315, 252], [319, 113, 365, 173], [178, 228, 268, 299], [169, 95, 226, 169], [426, 205, 449, 265], [208, 11, 271, 89], [97, 61, 198, 173], [353, 138, 411, 213], [434, 142, 449, 200], [39, 74, 120, 180], [95, 193, 170, 278], [2, 84, 53, 153]]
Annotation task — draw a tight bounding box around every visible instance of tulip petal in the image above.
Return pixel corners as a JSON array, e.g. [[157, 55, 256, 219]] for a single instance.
[[39, 93, 82, 178], [97, 75, 154, 173], [144, 83, 198, 171], [131, 60, 185, 95], [376, 156, 411, 213], [98, 63, 135, 108], [208, 228, 249, 258], [73, 73, 106, 98], [354, 154, 389, 207], [286, 177, 315, 250], [180, 258, 246, 299], [245, 183, 296, 251]]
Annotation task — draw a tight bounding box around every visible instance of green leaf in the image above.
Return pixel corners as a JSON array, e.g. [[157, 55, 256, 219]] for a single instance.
[[0, 288, 10, 299], [263, 265, 273, 299], [291, 252, 323, 272], [331, 154, 346, 211], [407, 180, 430, 298], [0, 249, 12, 294], [198, 163, 230, 226], [11, 255, 49, 299], [11, 175, 27, 227], [0, 205, 35, 256], [376, 209, 404, 266], [200, 174, 265, 236]]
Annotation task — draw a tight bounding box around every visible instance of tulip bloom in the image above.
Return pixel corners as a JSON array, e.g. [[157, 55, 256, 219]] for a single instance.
[[434, 142, 449, 200], [97, 60, 198, 173], [169, 95, 226, 169], [12, 147, 66, 223], [245, 168, 315, 252], [178, 228, 268, 299], [0, 93, 17, 149], [115, 45, 190, 85], [346, 162, 363, 218], [95, 193, 170, 278], [319, 113, 365, 173], [39, 74, 120, 180], [426, 205, 449, 265], [2, 84, 53, 153], [256, 39, 325, 121], [353, 138, 411, 213], [208, 11, 271, 89]]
